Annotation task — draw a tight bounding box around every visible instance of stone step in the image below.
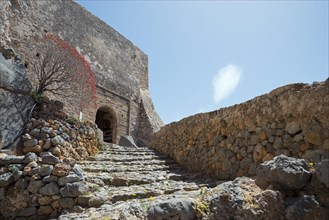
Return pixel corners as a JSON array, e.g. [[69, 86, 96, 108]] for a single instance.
[[108, 181, 200, 203], [79, 158, 176, 166], [86, 156, 169, 162], [58, 194, 198, 220], [83, 179, 200, 203], [84, 169, 217, 189], [103, 151, 162, 156], [84, 171, 187, 186], [57, 143, 218, 219], [102, 149, 156, 154], [102, 145, 154, 152], [81, 164, 183, 173]]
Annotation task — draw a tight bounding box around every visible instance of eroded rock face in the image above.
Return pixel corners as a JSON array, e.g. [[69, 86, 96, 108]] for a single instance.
[[202, 177, 285, 220], [0, 54, 34, 149], [147, 198, 196, 220], [255, 155, 312, 190]]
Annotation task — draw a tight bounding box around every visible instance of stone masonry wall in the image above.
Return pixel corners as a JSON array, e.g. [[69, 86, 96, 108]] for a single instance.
[[0, 99, 100, 219], [151, 80, 329, 180], [0, 0, 163, 145]]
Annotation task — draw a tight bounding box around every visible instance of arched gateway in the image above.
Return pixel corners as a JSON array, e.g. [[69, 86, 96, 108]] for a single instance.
[[95, 106, 117, 143]]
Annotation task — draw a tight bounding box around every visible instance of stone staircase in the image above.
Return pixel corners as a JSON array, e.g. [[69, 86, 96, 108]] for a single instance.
[[59, 143, 219, 219]]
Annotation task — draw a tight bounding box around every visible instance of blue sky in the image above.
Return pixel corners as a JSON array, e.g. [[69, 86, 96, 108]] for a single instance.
[[77, 0, 328, 124]]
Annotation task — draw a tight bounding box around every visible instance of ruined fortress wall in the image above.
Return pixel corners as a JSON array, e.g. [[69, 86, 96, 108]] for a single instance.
[[151, 80, 329, 180], [0, 0, 163, 144]]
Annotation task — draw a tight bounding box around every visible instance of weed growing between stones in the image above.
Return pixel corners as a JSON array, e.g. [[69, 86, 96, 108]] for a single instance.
[[193, 187, 210, 217], [308, 161, 315, 172], [194, 199, 210, 218], [242, 191, 259, 209]]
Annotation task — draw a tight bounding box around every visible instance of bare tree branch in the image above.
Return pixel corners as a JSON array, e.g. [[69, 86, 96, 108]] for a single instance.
[[29, 34, 97, 110]]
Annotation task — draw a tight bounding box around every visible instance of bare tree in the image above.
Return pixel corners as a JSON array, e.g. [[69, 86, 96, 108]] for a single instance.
[[30, 34, 97, 110]]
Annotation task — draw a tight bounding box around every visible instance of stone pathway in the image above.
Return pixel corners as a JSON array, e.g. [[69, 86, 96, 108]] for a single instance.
[[59, 143, 219, 219]]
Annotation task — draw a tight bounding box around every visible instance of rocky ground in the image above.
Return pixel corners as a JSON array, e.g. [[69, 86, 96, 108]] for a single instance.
[[1, 141, 328, 219], [58, 144, 329, 220], [58, 143, 220, 220]]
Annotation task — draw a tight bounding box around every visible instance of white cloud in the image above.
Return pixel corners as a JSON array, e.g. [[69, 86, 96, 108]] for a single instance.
[[212, 64, 242, 104]]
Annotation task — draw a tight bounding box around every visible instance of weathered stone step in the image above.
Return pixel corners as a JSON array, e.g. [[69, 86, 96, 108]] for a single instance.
[[101, 149, 156, 154], [102, 145, 154, 152], [102, 148, 156, 152], [87, 155, 168, 162], [82, 164, 183, 173], [56, 143, 218, 219], [79, 158, 176, 166], [58, 194, 198, 220], [83, 179, 199, 203], [108, 182, 199, 203], [84, 170, 193, 186], [105, 151, 162, 156]]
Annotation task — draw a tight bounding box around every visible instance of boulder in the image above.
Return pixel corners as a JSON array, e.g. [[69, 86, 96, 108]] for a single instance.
[[203, 177, 284, 220], [119, 135, 138, 148], [255, 155, 311, 190], [147, 197, 195, 220]]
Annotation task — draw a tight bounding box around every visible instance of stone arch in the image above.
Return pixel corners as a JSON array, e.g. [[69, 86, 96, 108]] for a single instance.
[[95, 106, 117, 144]]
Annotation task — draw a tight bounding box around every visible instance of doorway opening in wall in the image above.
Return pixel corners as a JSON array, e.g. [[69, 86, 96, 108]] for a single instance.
[[95, 106, 117, 144]]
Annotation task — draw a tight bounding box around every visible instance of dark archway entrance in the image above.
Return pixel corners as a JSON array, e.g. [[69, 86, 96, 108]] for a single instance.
[[95, 106, 117, 143]]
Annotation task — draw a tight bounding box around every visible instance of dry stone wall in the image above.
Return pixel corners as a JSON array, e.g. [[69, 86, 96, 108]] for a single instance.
[[0, 152, 88, 219], [0, 98, 100, 219], [151, 80, 329, 180]]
